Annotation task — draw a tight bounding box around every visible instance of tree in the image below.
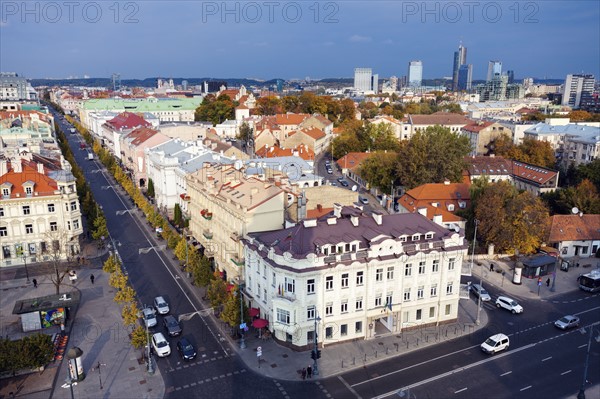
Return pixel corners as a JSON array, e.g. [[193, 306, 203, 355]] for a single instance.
[[568, 110, 592, 122], [102, 254, 120, 274], [109, 268, 128, 291], [395, 126, 472, 189], [114, 285, 136, 304], [358, 152, 398, 191], [190, 255, 213, 287], [256, 96, 282, 115], [207, 272, 228, 309], [220, 291, 241, 331], [173, 203, 183, 228], [130, 325, 149, 351], [557, 179, 600, 214], [338, 98, 356, 124], [44, 230, 77, 295], [91, 210, 109, 241], [194, 94, 235, 125], [174, 237, 189, 263], [147, 178, 155, 198], [121, 302, 140, 330], [577, 159, 600, 191], [237, 121, 253, 142]]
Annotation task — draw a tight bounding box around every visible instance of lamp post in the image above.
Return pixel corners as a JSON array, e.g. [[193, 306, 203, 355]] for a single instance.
[[390, 180, 394, 213], [94, 361, 105, 390], [312, 314, 321, 376], [577, 322, 600, 399], [239, 284, 246, 349], [146, 307, 154, 375], [22, 253, 30, 283], [471, 219, 483, 326], [65, 376, 75, 399]]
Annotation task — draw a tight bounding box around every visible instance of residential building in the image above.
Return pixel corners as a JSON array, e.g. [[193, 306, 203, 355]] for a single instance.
[[460, 121, 510, 155], [562, 74, 595, 109], [452, 44, 468, 91], [0, 158, 82, 267], [120, 127, 171, 187], [547, 214, 600, 259], [486, 61, 502, 82], [337, 152, 372, 188], [369, 115, 404, 139], [475, 75, 525, 102], [0, 73, 37, 101], [457, 64, 473, 91], [187, 164, 286, 282], [101, 112, 151, 159], [354, 68, 378, 93], [255, 144, 315, 162], [408, 61, 423, 88], [403, 112, 472, 139], [243, 206, 468, 349]]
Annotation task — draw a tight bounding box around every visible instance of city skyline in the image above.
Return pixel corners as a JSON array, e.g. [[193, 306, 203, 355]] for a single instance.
[[0, 1, 598, 81]]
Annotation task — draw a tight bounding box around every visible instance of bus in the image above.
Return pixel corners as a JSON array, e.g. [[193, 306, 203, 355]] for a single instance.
[[578, 269, 600, 293]]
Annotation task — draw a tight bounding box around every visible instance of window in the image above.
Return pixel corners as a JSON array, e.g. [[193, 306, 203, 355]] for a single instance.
[[356, 271, 364, 285], [325, 302, 333, 316], [412, 234, 420, 241], [340, 324, 348, 336], [418, 261, 426, 274], [277, 308, 290, 324], [431, 284, 437, 297], [355, 321, 363, 333], [425, 233, 433, 239], [285, 277, 295, 293], [307, 306, 315, 320], [263, 265, 267, 279], [341, 301, 348, 313], [404, 289, 411, 301], [375, 268, 383, 282], [40, 242, 47, 253], [22, 206, 30, 215], [341, 273, 349, 288], [417, 286, 424, 299], [70, 201, 77, 211], [386, 293, 393, 308], [446, 282, 453, 295], [47, 204, 55, 213], [307, 279, 315, 294], [263, 288, 267, 303], [429, 307, 435, 318], [2, 245, 10, 257], [2, 188, 9, 196], [73, 219, 80, 230], [445, 304, 451, 315], [25, 224, 33, 234], [0, 207, 4, 217], [387, 266, 394, 280], [326, 326, 333, 339], [375, 295, 382, 307], [257, 283, 261, 297], [448, 258, 456, 270], [25, 186, 32, 195], [67, 221, 71, 230], [0, 227, 7, 237], [416, 309, 422, 320], [272, 272, 276, 287], [355, 297, 363, 311], [404, 263, 412, 276], [325, 276, 333, 290], [432, 259, 439, 273]]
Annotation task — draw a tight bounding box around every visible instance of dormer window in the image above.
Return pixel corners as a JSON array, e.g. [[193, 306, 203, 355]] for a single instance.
[[400, 236, 407, 242], [2, 188, 9, 197], [412, 234, 420, 242], [323, 247, 329, 256], [425, 233, 433, 239], [25, 186, 33, 195], [447, 204, 455, 212]]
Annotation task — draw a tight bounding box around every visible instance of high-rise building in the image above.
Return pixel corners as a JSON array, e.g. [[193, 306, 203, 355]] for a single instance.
[[408, 61, 423, 87], [354, 68, 378, 93], [452, 44, 467, 91], [506, 70, 515, 84], [457, 64, 473, 91], [0, 72, 37, 101], [486, 61, 502, 82], [475, 74, 524, 101], [562, 74, 595, 109]]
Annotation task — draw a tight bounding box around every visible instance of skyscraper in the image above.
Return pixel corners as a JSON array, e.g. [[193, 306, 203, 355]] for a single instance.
[[486, 61, 502, 82], [408, 61, 423, 87], [506, 70, 515, 84], [354, 68, 373, 92], [457, 64, 473, 91], [452, 44, 467, 91], [562, 74, 595, 109]]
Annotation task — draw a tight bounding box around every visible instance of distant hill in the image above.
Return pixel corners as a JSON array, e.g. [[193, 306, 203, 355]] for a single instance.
[[30, 77, 283, 88]]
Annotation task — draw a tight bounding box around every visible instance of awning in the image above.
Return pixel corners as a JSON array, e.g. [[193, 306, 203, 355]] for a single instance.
[[249, 308, 260, 317], [252, 318, 268, 329]]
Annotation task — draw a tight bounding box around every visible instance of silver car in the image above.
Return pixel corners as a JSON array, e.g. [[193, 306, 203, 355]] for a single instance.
[[554, 315, 580, 330], [470, 284, 491, 302]]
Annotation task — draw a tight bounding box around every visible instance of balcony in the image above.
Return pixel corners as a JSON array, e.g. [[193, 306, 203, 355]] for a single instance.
[[180, 193, 191, 202], [275, 291, 296, 302], [230, 232, 241, 242], [202, 230, 213, 240], [230, 255, 245, 267], [200, 209, 213, 220]]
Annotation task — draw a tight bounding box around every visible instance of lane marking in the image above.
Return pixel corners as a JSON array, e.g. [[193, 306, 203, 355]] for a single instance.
[[561, 370, 572, 375], [520, 386, 532, 391], [454, 388, 467, 394], [578, 344, 587, 349], [500, 371, 512, 376], [338, 376, 362, 399], [542, 357, 552, 362]]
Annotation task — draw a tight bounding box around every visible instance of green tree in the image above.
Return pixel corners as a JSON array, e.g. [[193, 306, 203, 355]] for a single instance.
[[103, 254, 120, 274], [130, 325, 149, 350], [237, 121, 253, 142], [358, 152, 398, 191], [174, 237, 189, 263], [207, 273, 228, 309], [577, 159, 600, 191], [194, 94, 235, 125], [220, 291, 241, 330], [557, 179, 600, 214], [395, 126, 472, 189], [256, 96, 282, 115], [20, 333, 54, 369], [190, 255, 214, 287], [173, 203, 183, 228], [147, 178, 155, 198], [92, 211, 109, 241]]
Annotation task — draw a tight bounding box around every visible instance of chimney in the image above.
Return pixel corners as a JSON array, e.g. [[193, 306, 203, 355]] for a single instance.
[[433, 213, 443, 225], [13, 160, 22, 173], [444, 180, 450, 185], [326, 217, 337, 225], [303, 219, 318, 228], [417, 207, 428, 217], [350, 214, 359, 227], [372, 211, 383, 225], [0, 160, 7, 176], [333, 203, 342, 218], [37, 163, 44, 175]]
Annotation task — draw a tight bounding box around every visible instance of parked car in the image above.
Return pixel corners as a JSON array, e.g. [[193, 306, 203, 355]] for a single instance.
[[142, 307, 157, 328], [154, 296, 170, 315], [327, 168, 333, 174], [481, 333, 510, 354], [163, 315, 182, 336], [176, 338, 197, 360], [470, 283, 491, 302], [359, 197, 369, 205], [495, 296, 523, 314], [337, 176, 345, 182], [151, 332, 171, 357], [554, 315, 580, 330], [340, 180, 349, 187]]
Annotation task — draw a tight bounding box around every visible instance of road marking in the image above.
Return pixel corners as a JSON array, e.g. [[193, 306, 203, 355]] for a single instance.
[[520, 386, 532, 391], [500, 371, 512, 376], [542, 357, 552, 362], [338, 376, 362, 399], [561, 370, 572, 375], [454, 388, 467, 394], [578, 344, 587, 349]]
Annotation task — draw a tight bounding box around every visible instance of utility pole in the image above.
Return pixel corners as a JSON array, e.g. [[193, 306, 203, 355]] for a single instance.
[[239, 285, 246, 349]]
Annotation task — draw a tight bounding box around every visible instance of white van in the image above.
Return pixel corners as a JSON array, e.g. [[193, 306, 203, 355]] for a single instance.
[[481, 333, 510, 354]]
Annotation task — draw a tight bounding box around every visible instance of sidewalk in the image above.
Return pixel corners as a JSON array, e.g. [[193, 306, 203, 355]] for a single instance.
[[0, 241, 165, 399]]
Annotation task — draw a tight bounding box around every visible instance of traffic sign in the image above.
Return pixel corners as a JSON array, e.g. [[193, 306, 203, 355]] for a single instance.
[[257, 346, 262, 357], [240, 323, 247, 329]]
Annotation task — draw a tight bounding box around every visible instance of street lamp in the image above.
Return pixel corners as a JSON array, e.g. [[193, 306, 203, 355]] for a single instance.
[[471, 219, 483, 325], [22, 253, 30, 283], [146, 306, 155, 375], [312, 314, 321, 376], [238, 285, 246, 349], [93, 361, 106, 389], [577, 322, 600, 399]]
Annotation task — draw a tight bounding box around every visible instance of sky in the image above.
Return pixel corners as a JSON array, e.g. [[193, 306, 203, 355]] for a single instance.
[[1, 1, 599, 81]]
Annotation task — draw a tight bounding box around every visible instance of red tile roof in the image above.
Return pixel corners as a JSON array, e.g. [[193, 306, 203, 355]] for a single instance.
[[125, 127, 159, 146], [0, 160, 57, 197], [461, 121, 494, 133], [547, 214, 600, 243], [256, 144, 315, 161], [408, 112, 471, 126], [105, 112, 150, 131], [337, 152, 371, 172]]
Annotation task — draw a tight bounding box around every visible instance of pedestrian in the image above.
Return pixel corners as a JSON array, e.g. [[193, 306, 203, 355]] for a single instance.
[[90, 274, 95, 284], [546, 278, 550, 287], [301, 368, 306, 380], [307, 365, 312, 379], [490, 263, 494, 272], [32, 278, 38, 288]]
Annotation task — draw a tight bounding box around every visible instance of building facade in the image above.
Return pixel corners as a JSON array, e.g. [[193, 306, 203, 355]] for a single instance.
[[0, 73, 37, 101], [243, 207, 467, 349], [562, 74, 595, 109], [452, 44, 467, 91], [408, 61, 423, 88]]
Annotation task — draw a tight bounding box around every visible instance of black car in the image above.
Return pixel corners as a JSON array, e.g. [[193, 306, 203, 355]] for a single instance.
[[176, 338, 197, 360], [163, 315, 182, 336], [340, 180, 349, 187]]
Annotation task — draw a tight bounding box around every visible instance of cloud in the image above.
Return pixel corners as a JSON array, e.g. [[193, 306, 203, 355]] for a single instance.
[[349, 35, 372, 43]]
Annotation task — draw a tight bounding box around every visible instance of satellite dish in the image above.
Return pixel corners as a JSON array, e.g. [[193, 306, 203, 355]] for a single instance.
[[234, 160, 243, 170], [572, 207, 579, 214], [351, 185, 358, 192]]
